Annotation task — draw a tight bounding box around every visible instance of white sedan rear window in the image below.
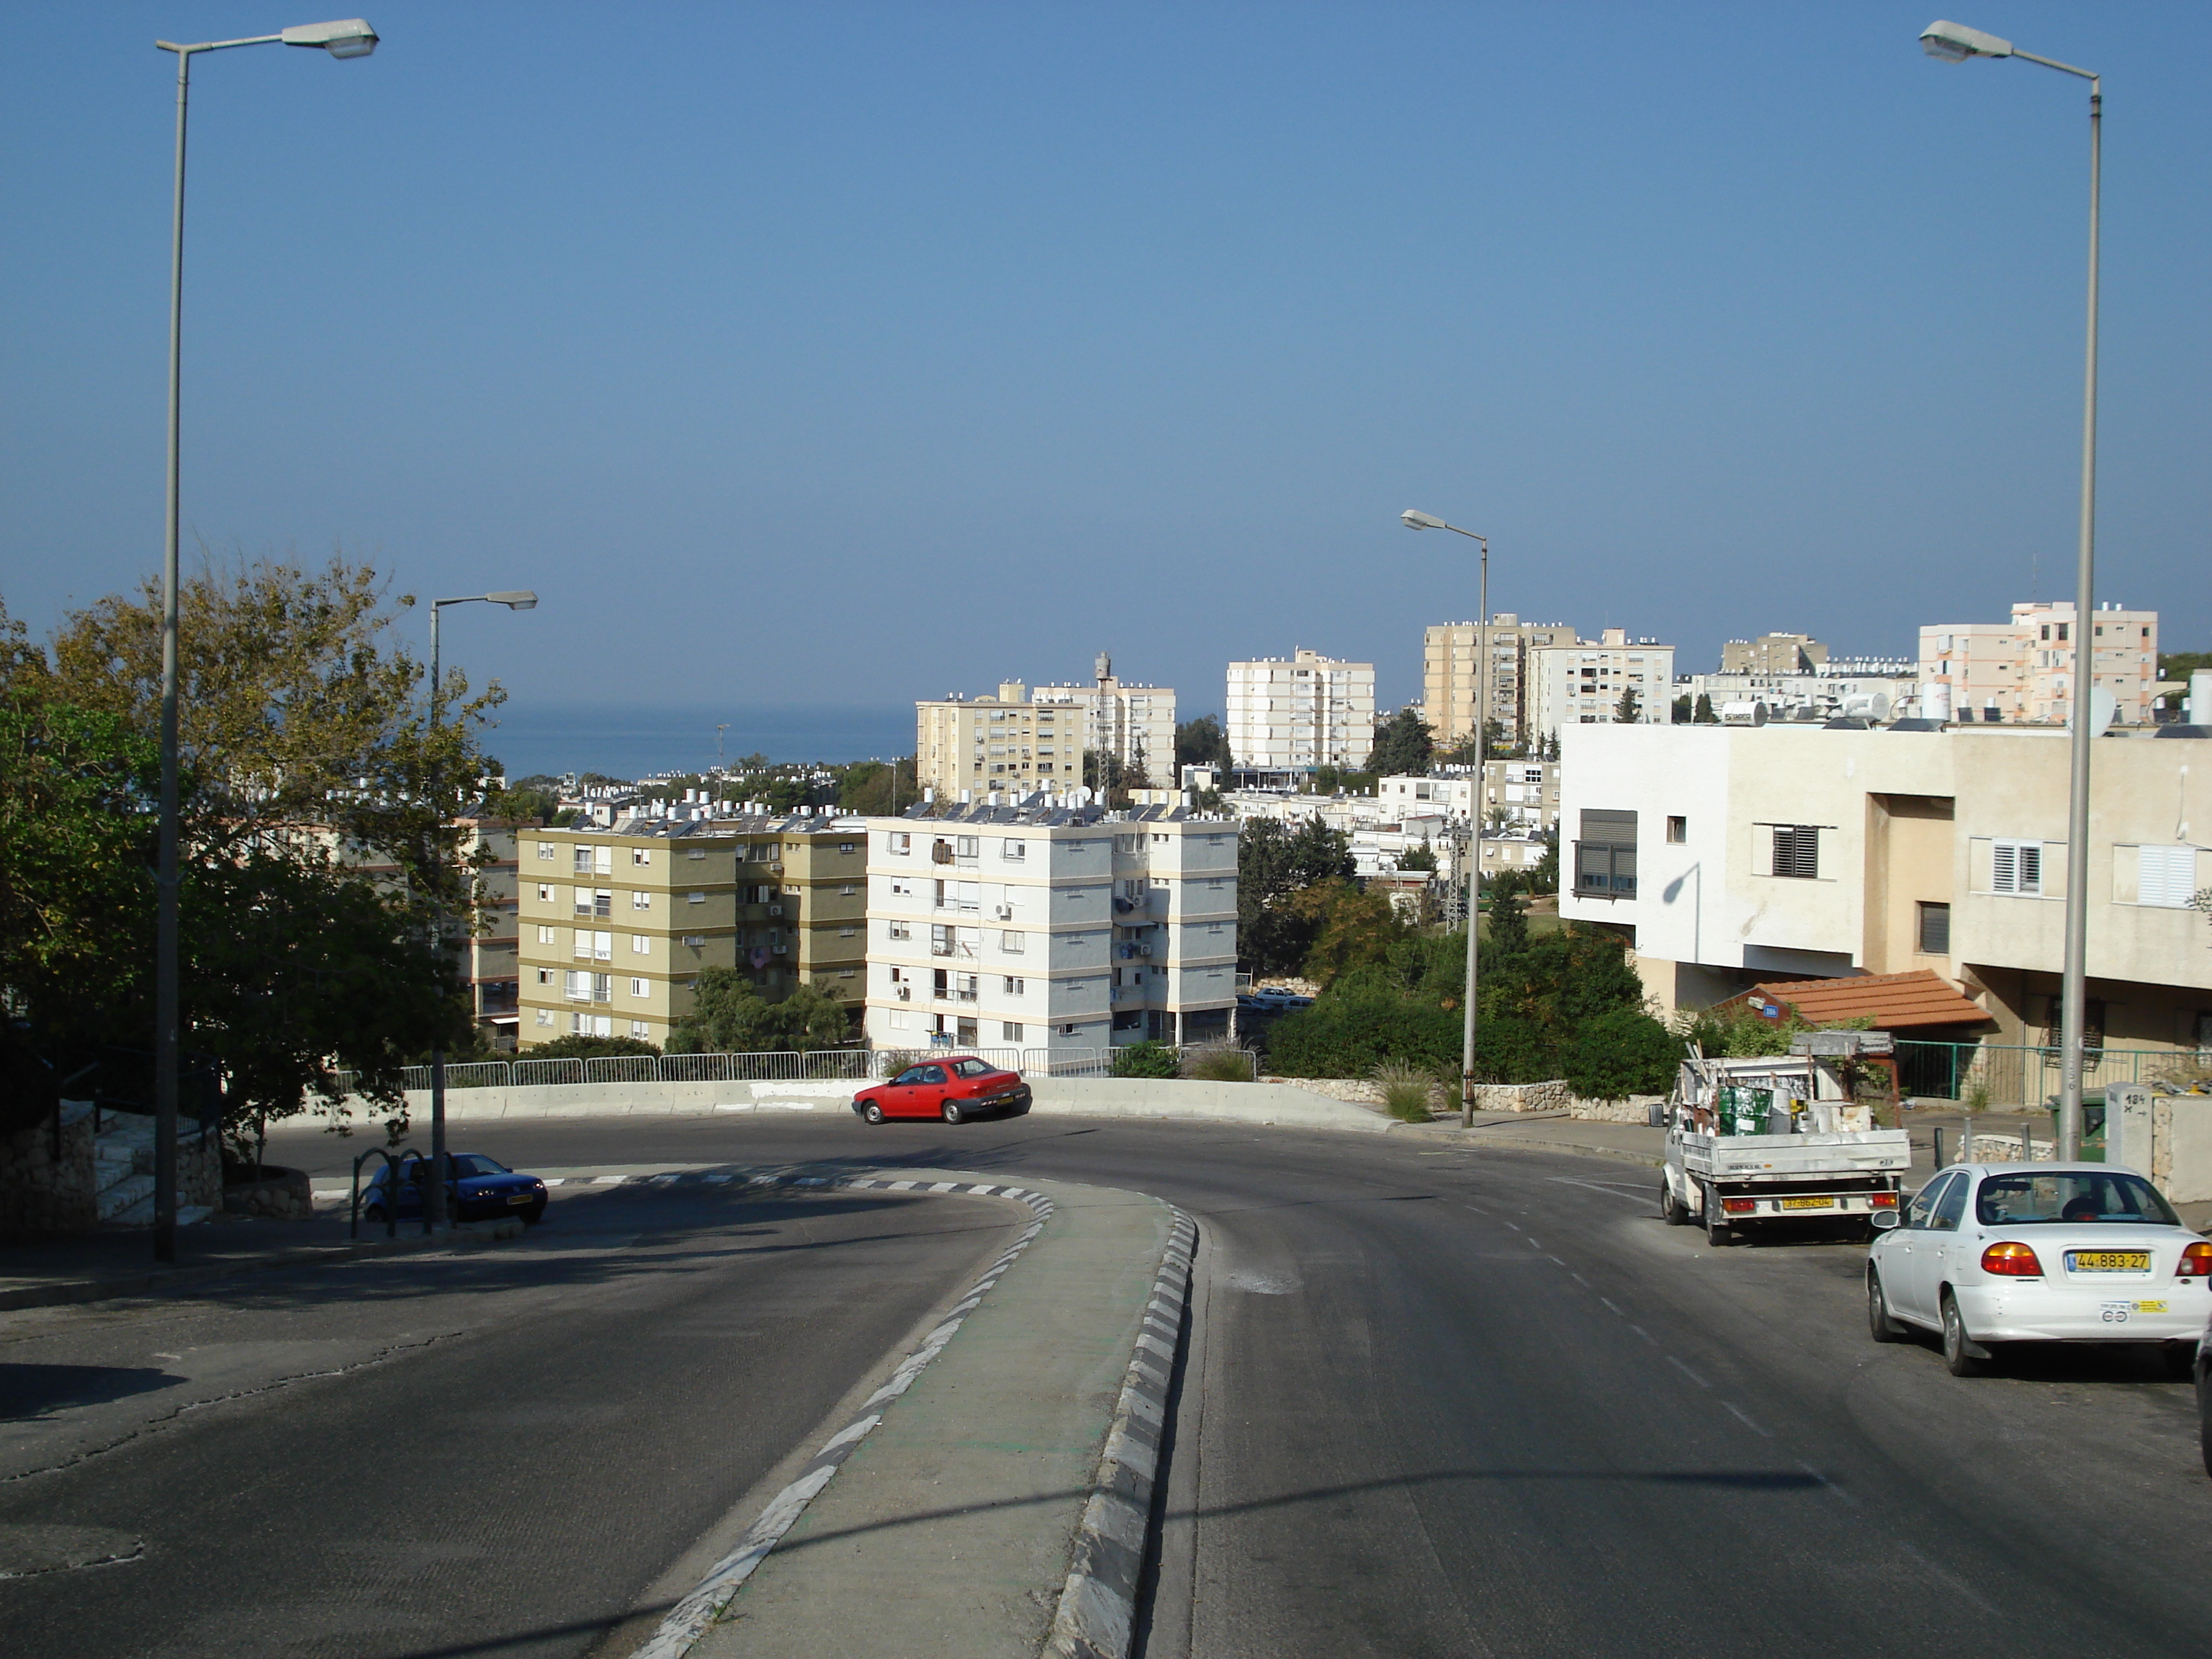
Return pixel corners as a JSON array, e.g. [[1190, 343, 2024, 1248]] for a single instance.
[[1976, 1172, 2177, 1227]]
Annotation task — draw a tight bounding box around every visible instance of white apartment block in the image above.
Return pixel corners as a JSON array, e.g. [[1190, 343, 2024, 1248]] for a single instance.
[[1674, 670, 1916, 725], [1920, 601, 2158, 727], [914, 684, 1087, 801], [1529, 631, 1676, 740], [1422, 615, 1577, 749], [1377, 775, 1476, 820], [1226, 649, 1375, 770], [863, 799, 1238, 1062], [1033, 654, 1177, 786]]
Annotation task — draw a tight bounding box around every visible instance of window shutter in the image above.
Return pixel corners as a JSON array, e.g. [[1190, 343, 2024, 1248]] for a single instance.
[[1992, 841, 2018, 894], [2018, 842, 2041, 893], [2140, 845, 2195, 908]]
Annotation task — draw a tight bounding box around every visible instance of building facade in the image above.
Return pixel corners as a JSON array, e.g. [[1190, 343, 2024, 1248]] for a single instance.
[[1920, 601, 2159, 727], [1557, 722, 2212, 1060], [862, 800, 1238, 1060], [1032, 654, 1176, 787], [1529, 631, 1676, 740], [1719, 633, 1827, 675], [515, 815, 869, 1048], [914, 684, 1089, 801], [1421, 615, 1576, 750], [1226, 649, 1376, 771]]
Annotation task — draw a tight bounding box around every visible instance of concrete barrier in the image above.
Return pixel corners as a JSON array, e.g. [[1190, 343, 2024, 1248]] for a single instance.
[[350, 1075, 1393, 1135]]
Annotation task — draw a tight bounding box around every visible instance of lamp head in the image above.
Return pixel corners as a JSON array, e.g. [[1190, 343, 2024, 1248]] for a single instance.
[[1401, 509, 1448, 531], [281, 18, 378, 58], [487, 590, 539, 610], [1920, 19, 2011, 61]]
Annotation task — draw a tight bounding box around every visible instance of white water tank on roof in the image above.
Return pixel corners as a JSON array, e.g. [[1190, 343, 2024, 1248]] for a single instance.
[[1718, 700, 1768, 727]]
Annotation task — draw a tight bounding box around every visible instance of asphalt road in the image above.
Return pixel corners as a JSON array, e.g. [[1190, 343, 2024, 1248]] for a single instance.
[[0, 1179, 1018, 1659], [259, 1112, 2212, 1659]]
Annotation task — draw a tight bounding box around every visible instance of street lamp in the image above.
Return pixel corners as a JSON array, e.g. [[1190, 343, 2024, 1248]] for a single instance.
[[423, 592, 538, 1231], [149, 20, 379, 1264], [1403, 509, 1489, 1129], [1920, 20, 2101, 1160]]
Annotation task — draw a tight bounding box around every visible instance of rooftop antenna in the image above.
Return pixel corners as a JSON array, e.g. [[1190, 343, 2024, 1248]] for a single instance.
[[715, 724, 728, 808]]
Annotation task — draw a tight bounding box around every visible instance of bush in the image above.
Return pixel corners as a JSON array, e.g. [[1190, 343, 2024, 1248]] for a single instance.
[[1110, 1040, 1181, 1079], [523, 1033, 660, 1061], [1265, 990, 1460, 1079], [1560, 1007, 1678, 1101], [1181, 1046, 1253, 1082], [1372, 1061, 1437, 1123]]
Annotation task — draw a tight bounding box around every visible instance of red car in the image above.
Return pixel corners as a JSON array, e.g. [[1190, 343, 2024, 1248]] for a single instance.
[[853, 1056, 1033, 1125]]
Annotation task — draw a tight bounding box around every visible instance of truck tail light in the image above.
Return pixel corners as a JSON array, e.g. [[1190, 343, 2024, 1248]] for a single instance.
[[1722, 1197, 1756, 1215], [1981, 1241, 2043, 1277], [1870, 1191, 1899, 1209], [2178, 1242, 2212, 1278]]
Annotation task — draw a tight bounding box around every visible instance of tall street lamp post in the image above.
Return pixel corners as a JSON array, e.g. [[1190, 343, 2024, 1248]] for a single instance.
[[1920, 19, 2102, 1159], [424, 592, 537, 1231], [150, 19, 379, 1262], [1403, 509, 1488, 1128]]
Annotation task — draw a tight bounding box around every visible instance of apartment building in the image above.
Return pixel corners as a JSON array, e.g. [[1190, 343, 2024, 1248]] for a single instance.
[[1032, 653, 1177, 786], [1377, 775, 1477, 821], [1720, 633, 1827, 675], [1226, 649, 1375, 770], [1529, 631, 1676, 740], [862, 799, 1238, 1060], [1421, 615, 1576, 750], [1557, 721, 2212, 1056], [515, 814, 868, 1048], [914, 684, 1088, 801], [1920, 601, 2159, 726], [1674, 668, 1916, 724]]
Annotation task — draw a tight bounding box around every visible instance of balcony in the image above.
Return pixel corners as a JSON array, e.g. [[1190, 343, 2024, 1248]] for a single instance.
[[935, 988, 979, 1004]]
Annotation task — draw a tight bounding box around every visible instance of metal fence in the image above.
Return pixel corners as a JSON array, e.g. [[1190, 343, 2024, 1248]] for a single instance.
[[1894, 1040, 2200, 1108], [359, 1043, 1259, 1094]]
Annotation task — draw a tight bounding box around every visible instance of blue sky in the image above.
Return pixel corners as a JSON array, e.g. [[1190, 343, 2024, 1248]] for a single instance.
[[4, 2, 2206, 763]]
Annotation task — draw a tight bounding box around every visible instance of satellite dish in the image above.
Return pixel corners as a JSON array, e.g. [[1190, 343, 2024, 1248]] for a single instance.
[[2085, 685, 2118, 739]]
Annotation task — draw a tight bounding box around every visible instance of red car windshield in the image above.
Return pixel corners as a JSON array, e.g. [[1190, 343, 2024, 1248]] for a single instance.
[[950, 1058, 1000, 1079]]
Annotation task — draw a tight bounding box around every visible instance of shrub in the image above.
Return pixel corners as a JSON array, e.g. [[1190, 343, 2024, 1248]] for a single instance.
[[1182, 1046, 1252, 1082], [1110, 1040, 1181, 1079], [523, 1033, 660, 1061], [1560, 1007, 1678, 1101], [1372, 1061, 1438, 1123]]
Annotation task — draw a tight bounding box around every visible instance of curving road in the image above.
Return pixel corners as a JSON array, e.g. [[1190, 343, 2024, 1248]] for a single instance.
[[254, 1111, 2212, 1659]]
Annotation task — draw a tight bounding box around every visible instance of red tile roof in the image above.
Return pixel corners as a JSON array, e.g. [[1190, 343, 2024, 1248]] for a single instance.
[[1719, 968, 1991, 1030]]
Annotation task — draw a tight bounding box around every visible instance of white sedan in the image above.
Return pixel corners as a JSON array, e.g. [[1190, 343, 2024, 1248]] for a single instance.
[[1867, 1161, 2212, 1376]]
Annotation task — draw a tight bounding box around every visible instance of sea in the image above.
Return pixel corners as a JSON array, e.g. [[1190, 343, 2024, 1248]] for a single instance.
[[480, 701, 912, 783]]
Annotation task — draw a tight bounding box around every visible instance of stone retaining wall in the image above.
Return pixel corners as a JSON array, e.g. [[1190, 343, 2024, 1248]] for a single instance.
[[0, 1102, 98, 1236]]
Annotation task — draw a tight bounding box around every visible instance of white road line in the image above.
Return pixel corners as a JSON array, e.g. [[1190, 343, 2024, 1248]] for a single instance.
[[1797, 1462, 1858, 1506], [1627, 1323, 1658, 1345], [1599, 1298, 1624, 1316], [1722, 1400, 1772, 1437], [1545, 1255, 1566, 1266], [1546, 1177, 1653, 1201], [1570, 1272, 1590, 1287], [1666, 1355, 1710, 1389]]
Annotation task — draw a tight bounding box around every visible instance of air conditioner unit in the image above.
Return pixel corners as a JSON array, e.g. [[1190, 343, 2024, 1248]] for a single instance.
[[895, 984, 912, 1000], [994, 905, 1013, 920], [768, 905, 783, 916], [683, 935, 706, 948]]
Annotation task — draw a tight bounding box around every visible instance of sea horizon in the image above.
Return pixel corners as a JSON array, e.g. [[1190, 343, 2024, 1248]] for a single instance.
[[480, 701, 912, 783]]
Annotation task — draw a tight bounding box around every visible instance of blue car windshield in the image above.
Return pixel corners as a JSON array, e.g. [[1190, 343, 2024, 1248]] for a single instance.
[[448, 1155, 509, 1177], [1975, 1172, 2177, 1227]]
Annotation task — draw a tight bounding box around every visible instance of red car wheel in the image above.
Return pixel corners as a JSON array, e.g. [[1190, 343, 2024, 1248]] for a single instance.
[[863, 1101, 886, 1125]]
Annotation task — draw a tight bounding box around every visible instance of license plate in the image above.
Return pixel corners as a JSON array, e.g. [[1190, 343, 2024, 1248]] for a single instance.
[[2068, 1251, 2150, 1272], [1780, 1196, 1835, 1211], [507, 1194, 532, 1205]]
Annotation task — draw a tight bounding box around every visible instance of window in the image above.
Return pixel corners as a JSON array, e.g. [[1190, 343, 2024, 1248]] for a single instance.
[[840, 924, 857, 937], [687, 891, 706, 904], [887, 921, 911, 940], [564, 970, 611, 1003], [839, 841, 857, 854], [1003, 839, 1026, 860], [631, 934, 650, 955], [683, 935, 706, 948], [840, 884, 858, 896], [1992, 838, 2044, 895], [536, 968, 553, 986], [631, 848, 651, 866], [1771, 826, 1820, 880], [629, 977, 648, 997], [889, 832, 911, 853], [536, 925, 556, 945], [1003, 976, 1025, 995], [574, 930, 611, 961], [633, 891, 652, 910], [536, 842, 554, 861], [573, 845, 611, 876], [1917, 902, 1951, 955], [1572, 809, 1637, 898], [536, 884, 554, 902], [575, 888, 612, 917], [1002, 1022, 1025, 1041], [631, 1020, 652, 1038], [1002, 930, 1025, 953], [572, 1012, 613, 1037], [1666, 816, 1686, 845], [534, 1008, 554, 1026], [2138, 845, 2200, 908]]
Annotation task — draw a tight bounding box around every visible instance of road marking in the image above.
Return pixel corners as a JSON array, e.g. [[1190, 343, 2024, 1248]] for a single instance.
[[592, 1175, 626, 1185], [1545, 1255, 1566, 1266], [1547, 1177, 1653, 1201], [1666, 1355, 1710, 1389], [1722, 1401, 1772, 1437], [1570, 1272, 1590, 1287], [1627, 1323, 1658, 1345], [1600, 1298, 1624, 1316], [1797, 1462, 1858, 1506]]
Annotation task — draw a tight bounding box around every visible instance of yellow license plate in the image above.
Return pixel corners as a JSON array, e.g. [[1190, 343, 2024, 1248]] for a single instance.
[[1780, 1196, 1835, 1211], [2068, 1251, 2150, 1272]]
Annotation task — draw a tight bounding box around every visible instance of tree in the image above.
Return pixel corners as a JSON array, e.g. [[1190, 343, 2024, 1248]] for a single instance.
[[1237, 817, 1356, 974], [667, 971, 848, 1053], [1083, 750, 1124, 797], [1290, 879, 1408, 990], [1614, 684, 1642, 724], [1527, 828, 1559, 896], [1694, 693, 1718, 724], [1367, 709, 1434, 778], [1175, 714, 1233, 771], [1561, 1006, 1679, 1101], [840, 757, 916, 817], [1398, 840, 1437, 872], [1671, 694, 1692, 724]]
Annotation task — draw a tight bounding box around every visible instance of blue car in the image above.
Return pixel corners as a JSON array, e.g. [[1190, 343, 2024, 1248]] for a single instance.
[[361, 1152, 547, 1226]]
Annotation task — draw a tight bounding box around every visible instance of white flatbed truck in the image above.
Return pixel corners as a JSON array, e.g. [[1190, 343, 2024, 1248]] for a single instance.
[[1660, 1032, 1910, 1246]]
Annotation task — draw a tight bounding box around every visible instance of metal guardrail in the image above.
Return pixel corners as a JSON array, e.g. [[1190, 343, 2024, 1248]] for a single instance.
[[352, 1042, 1259, 1092], [1894, 1040, 2204, 1107]]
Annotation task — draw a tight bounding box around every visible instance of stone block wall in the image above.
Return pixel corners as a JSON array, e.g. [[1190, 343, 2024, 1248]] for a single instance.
[[0, 1102, 98, 1236]]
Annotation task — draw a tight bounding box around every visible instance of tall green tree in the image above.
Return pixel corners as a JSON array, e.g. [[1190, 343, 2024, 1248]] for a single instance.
[[1367, 708, 1434, 778], [1614, 685, 1642, 723], [1174, 714, 1233, 770], [1237, 817, 1355, 974], [667, 971, 849, 1053]]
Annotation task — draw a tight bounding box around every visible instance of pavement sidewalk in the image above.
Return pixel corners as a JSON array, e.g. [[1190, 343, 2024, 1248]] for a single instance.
[[687, 1171, 1175, 1659]]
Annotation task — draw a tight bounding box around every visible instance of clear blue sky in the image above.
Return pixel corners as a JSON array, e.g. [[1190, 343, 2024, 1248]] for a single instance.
[[4, 2, 2206, 759]]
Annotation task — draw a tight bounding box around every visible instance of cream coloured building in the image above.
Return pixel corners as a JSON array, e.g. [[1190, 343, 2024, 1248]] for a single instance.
[[1920, 601, 2158, 726], [1529, 631, 1676, 741], [1032, 653, 1176, 786], [914, 684, 1088, 801], [1558, 721, 2212, 1057], [1226, 649, 1375, 770], [1421, 615, 1576, 749], [515, 815, 868, 1048]]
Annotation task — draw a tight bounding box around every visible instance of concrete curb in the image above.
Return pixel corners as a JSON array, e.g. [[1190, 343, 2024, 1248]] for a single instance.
[[1452, 1130, 1665, 1169], [1047, 1209, 1196, 1659], [0, 1219, 527, 1313], [632, 1173, 1060, 1659]]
